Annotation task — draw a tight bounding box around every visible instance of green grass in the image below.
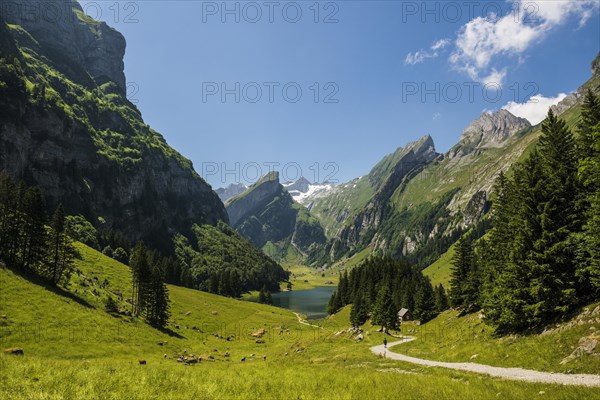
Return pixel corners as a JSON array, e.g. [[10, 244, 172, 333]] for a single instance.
[[392, 308, 600, 375], [2, 244, 600, 399], [422, 242, 455, 288]]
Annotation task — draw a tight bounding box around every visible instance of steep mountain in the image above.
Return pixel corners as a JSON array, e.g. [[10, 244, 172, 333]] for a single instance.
[[215, 183, 247, 202], [225, 172, 326, 260], [448, 110, 531, 157], [283, 177, 336, 206], [0, 1, 227, 252], [309, 56, 600, 268]]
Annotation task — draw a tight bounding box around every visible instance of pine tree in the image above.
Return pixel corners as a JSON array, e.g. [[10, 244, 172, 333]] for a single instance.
[[434, 284, 449, 312], [482, 153, 544, 332], [577, 90, 600, 161], [47, 204, 77, 285], [146, 260, 170, 328], [414, 278, 436, 322], [371, 285, 398, 331], [350, 292, 368, 327], [130, 242, 151, 316], [449, 236, 474, 308], [528, 110, 579, 323], [20, 187, 46, 272], [581, 122, 600, 288], [327, 289, 342, 315], [258, 285, 270, 304]]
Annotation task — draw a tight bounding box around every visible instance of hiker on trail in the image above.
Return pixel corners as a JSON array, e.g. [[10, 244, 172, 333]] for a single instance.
[[383, 337, 387, 349]]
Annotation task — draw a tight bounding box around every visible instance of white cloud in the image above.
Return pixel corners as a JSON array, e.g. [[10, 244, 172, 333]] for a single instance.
[[431, 39, 450, 51], [503, 93, 568, 125], [449, 0, 598, 85], [405, 38, 451, 65]]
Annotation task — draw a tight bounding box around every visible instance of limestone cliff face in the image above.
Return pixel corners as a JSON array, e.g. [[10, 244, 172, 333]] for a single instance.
[[0, 8, 226, 252], [225, 172, 326, 256], [451, 110, 531, 157], [332, 135, 438, 257], [2, 0, 126, 91], [226, 172, 282, 227]]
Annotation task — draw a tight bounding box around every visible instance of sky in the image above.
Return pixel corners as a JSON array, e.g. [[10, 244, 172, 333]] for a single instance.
[[79, 0, 600, 188]]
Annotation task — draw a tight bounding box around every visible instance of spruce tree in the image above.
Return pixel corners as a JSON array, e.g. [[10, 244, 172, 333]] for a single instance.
[[529, 110, 579, 323], [434, 284, 449, 312], [48, 204, 77, 285], [449, 236, 474, 308], [350, 293, 368, 327], [20, 187, 46, 272], [371, 286, 398, 331], [146, 260, 170, 328], [577, 90, 600, 160], [258, 286, 266, 303], [414, 278, 436, 322]]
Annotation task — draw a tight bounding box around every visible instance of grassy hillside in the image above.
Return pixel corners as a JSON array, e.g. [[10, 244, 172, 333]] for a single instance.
[[393, 307, 600, 375], [422, 242, 456, 288], [2, 244, 600, 398]]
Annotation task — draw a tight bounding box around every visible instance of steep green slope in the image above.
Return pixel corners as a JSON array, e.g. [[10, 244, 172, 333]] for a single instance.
[[422, 242, 456, 288], [0, 6, 226, 253], [173, 222, 289, 294]]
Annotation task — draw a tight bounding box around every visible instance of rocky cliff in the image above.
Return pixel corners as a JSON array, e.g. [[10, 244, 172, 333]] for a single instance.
[[225, 172, 326, 259], [216, 183, 247, 202], [0, 4, 227, 252], [2, 0, 126, 92], [328, 135, 439, 258], [450, 110, 531, 157]]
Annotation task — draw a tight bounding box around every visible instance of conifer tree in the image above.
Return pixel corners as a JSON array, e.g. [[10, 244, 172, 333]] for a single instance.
[[414, 278, 437, 322], [371, 285, 398, 331], [350, 292, 368, 327], [20, 187, 46, 271], [434, 284, 449, 312], [48, 204, 77, 285], [449, 236, 474, 308]]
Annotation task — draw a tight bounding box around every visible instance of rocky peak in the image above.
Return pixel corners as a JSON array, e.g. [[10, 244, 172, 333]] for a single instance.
[[592, 51, 600, 77], [404, 134, 437, 161], [215, 183, 247, 202], [459, 109, 531, 149], [225, 172, 283, 226], [285, 177, 311, 194], [3, 0, 126, 92]]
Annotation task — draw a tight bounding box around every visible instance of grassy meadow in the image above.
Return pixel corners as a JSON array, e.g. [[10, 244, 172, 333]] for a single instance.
[[1, 244, 599, 399]]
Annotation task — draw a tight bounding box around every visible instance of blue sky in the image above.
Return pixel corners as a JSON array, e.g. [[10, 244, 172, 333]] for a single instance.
[[80, 1, 600, 188]]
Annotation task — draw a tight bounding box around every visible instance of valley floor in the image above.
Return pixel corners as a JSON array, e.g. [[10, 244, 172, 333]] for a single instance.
[[1, 245, 600, 399]]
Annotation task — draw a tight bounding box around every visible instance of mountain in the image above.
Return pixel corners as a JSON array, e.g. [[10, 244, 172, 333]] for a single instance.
[[215, 183, 247, 202], [308, 56, 600, 268], [283, 177, 336, 207], [449, 109, 531, 157], [225, 172, 326, 260], [0, 1, 227, 252]]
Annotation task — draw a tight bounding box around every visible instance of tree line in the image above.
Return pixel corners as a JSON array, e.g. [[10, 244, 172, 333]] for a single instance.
[[0, 171, 171, 329], [172, 223, 289, 298], [449, 90, 600, 332], [328, 256, 448, 329], [0, 172, 77, 286]]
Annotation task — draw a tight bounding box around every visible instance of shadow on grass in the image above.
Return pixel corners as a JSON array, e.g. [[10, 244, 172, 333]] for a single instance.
[[155, 326, 185, 339], [1, 263, 94, 309]]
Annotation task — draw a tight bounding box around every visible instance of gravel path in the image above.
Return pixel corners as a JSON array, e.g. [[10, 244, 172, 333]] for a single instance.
[[293, 312, 320, 328], [370, 337, 600, 387]]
